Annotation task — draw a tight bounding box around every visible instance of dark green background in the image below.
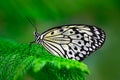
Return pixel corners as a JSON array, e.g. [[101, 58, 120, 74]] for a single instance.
[[0, 0, 119, 80]]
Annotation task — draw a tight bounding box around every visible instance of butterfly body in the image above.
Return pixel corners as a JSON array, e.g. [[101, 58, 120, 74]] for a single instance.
[[33, 24, 106, 61]]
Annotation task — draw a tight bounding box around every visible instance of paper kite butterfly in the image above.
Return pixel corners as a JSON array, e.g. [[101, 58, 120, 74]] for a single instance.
[[31, 24, 106, 61]]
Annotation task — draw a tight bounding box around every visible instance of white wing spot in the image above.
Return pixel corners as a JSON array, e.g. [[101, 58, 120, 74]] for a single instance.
[[81, 51, 86, 55], [95, 31, 100, 34], [99, 43, 101, 45], [84, 46, 88, 51], [95, 44, 99, 47], [76, 57, 80, 60], [84, 37, 89, 41], [79, 54, 83, 57], [92, 46, 96, 49], [89, 48, 93, 51]]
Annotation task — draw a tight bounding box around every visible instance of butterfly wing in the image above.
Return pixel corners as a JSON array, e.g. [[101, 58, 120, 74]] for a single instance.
[[41, 24, 106, 61]]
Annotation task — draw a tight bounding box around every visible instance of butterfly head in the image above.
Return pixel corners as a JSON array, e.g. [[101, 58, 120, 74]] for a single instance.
[[33, 31, 42, 44]]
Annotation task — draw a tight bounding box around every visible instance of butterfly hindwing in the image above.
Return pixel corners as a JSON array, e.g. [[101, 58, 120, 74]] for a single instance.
[[41, 24, 105, 61]]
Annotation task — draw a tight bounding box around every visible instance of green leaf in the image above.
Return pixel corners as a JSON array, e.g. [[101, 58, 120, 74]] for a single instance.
[[0, 38, 90, 80]]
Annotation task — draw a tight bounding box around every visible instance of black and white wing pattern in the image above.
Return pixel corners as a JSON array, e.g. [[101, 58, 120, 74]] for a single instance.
[[41, 24, 106, 61]]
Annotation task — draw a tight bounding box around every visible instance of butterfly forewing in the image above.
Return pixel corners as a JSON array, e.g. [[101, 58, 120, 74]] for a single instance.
[[41, 24, 105, 61]]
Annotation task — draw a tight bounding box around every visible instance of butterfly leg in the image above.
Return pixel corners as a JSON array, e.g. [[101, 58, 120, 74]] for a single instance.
[[28, 41, 36, 54]]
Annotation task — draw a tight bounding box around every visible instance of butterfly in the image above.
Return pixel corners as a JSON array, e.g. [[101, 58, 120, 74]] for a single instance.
[[30, 23, 106, 61]]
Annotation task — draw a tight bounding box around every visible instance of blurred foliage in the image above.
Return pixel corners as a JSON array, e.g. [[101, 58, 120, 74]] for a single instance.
[[0, 38, 89, 80], [0, 0, 120, 80]]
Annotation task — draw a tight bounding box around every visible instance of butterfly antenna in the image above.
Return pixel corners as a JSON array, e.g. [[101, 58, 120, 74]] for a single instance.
[[26, 17, 38, 48], [26, 17, 38, 32]]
